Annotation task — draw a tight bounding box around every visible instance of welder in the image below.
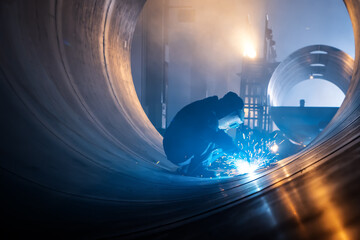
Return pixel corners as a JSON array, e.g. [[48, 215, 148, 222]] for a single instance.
[[163, 92, 244, 177]]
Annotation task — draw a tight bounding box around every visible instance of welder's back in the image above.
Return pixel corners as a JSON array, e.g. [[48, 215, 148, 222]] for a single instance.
[[163, 96, 219, 164]]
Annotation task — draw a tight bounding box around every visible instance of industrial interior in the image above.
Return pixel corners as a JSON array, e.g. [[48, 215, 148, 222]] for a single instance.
[[1, 0, 360, 239]]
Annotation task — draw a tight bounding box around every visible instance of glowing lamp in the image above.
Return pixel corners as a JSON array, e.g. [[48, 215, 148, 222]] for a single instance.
[[243, 42, 257, 59]]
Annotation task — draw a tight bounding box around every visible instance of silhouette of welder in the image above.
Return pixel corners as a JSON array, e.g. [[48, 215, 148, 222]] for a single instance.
[[163, 92, 244, 177]]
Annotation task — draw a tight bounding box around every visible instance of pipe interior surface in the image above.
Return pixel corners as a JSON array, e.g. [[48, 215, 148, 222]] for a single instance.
[[0, 0, 360, 238]]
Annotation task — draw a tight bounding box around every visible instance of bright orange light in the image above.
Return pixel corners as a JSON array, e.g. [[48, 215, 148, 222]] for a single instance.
[[230, 29, 257, 59], [243, 41, 257, 58]]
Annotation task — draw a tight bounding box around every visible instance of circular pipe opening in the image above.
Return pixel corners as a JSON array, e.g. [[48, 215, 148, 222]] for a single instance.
[[268, 45, 353, 145]]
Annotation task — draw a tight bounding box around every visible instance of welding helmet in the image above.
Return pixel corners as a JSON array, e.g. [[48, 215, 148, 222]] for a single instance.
[[217, 92, 244, 130]]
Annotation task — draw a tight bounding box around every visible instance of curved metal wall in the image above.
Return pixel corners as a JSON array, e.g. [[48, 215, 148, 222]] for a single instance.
[[0, 0, 359, 238]]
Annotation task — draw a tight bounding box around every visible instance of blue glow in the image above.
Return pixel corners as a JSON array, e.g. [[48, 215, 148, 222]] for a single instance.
[[270, 143, 279, 153], [208, 129, 281, 177], [234, 159, 258, 174]]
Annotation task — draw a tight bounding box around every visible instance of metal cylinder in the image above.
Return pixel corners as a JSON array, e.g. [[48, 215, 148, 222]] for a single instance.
[[268, 45, 353, 107], [0, 0, 360, 238]]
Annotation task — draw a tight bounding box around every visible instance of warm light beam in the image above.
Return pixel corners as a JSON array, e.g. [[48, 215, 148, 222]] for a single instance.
[[243, 41, 257, 58]]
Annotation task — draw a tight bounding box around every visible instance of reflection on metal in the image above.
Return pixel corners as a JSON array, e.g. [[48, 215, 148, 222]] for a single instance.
[[0, 0, 360, 239], [271, 106, 340, 145]]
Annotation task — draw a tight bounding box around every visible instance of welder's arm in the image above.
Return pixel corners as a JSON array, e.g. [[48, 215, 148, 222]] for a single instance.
[[212, 130, 239, 155], [197, 112, 238, 154]]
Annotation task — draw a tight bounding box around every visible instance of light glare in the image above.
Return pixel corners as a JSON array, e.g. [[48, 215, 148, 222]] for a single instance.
[[235, 160, 258, 174], [270, 143, 279, 153], [243, 42, 257, 58]]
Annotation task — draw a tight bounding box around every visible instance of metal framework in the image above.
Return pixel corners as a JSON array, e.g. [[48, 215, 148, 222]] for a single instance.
[[239, 59, 276, 132], [239, 16, 278, 132]]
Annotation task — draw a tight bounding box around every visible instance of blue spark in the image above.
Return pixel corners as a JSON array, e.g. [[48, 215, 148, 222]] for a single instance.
[[208, 129, 282, 177]]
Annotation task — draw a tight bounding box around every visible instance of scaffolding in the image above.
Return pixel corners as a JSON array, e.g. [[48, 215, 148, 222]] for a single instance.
[[240, 59, 276, 132], [238, 15, 278, 133]]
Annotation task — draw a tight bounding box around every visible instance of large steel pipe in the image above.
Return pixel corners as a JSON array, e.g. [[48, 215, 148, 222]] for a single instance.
[[268, 45, 353, 144], [0, 0, 360, 239], [268, 45, 353, 107]]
